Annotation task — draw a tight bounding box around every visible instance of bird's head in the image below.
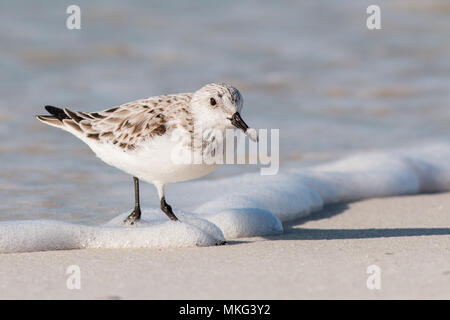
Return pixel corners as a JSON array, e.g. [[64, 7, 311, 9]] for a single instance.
[[191, 83, 258, 142]]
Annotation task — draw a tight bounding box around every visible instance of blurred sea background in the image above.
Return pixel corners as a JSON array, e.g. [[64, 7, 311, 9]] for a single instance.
[[0, 0, 449, 223]]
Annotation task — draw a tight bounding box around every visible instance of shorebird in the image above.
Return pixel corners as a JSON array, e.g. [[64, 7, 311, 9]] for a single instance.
[[37, 83, 258, 224]]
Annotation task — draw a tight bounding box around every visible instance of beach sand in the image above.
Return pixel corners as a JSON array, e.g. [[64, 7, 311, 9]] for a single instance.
[[0, 192, 449, 300]]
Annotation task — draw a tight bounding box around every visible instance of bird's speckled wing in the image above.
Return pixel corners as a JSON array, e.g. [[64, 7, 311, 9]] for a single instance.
[[44, 94, 194, 151]]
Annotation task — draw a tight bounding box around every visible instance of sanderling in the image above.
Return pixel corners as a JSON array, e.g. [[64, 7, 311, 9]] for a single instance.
[[37, 83, 258, 224]]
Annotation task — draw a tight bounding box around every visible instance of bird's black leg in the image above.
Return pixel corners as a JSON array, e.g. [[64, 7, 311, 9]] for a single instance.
[[124, 177, 142, 224], [160, 196, 178, 221]]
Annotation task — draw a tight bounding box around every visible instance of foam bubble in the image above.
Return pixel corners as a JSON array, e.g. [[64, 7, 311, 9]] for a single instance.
[[202, 208, 283, 239], [246, 128, 259, 142]]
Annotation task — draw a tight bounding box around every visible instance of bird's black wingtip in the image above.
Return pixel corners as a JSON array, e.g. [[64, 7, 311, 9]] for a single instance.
[[44, 105, 69, 120]]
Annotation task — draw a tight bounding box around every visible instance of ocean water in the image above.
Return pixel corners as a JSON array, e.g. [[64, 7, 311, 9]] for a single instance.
[[0, 1, 449, 249]]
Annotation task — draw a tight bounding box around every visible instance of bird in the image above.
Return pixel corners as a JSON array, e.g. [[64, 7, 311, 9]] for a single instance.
[[37, 83, 258, 224]]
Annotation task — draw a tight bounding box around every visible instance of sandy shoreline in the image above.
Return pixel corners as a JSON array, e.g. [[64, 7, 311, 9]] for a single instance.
[[0, 192, 449, 299]]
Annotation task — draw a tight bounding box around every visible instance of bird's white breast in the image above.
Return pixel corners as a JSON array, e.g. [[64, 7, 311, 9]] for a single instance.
[[85, 128, 220, 185]]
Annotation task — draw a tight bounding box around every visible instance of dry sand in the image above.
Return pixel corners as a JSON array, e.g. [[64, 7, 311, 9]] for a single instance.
[[0, 192, 449, 299]]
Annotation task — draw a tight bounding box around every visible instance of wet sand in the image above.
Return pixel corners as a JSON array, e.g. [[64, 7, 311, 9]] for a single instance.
[[0, 192, 449, 299]]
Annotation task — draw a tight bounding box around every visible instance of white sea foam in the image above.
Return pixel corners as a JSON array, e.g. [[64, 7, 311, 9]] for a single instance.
[[1, 143, 450, 253], [0, 211, 225, 253]]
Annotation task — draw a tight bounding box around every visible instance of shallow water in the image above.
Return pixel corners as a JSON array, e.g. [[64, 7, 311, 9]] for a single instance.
[[0, 0, 449, 224], [1, 143, 450, 252]]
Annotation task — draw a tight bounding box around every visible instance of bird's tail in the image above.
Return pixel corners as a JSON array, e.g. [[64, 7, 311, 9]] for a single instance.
[[36, 106, 69, 127], [36, 105, 84, 134]]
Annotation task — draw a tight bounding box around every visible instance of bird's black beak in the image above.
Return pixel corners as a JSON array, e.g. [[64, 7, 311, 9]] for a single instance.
[[229, 112, 259, 142], [230, 112, 249, 132]]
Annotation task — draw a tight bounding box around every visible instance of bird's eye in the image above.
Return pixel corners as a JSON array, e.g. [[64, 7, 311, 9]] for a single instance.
[[210, 97, 217, 106]]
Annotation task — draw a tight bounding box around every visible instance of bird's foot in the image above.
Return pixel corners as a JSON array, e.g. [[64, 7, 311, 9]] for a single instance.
[[123, 207, 141, 225], [160, 198, 178, 221]]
